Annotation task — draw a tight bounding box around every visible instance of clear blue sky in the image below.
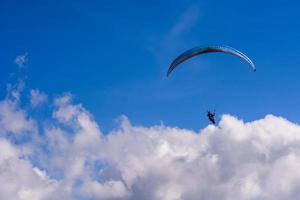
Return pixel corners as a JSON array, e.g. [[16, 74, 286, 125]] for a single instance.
[[1, 0, 300, 131]]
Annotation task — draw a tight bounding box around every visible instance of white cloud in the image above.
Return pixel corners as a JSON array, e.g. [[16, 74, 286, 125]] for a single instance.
[[1, 89, 300, 199], [6, 80, 25, 102], [53, 94, 80, 124], [147, 4, 202, 64], [30, 89, 48, 108], [0, 100, 35, 135], [15, 53, 28, 68], [0, 138, 68, 200], [81, 180, 129, 199], [169, 5, 201, 37]]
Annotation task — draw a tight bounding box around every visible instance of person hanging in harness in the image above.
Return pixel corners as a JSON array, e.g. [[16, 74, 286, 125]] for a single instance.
[[207, 110, 216, 124]]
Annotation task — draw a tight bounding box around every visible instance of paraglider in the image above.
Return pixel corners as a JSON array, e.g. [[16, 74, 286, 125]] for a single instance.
[[167, 45, 256, 125], [207, 110, 216, 124], [167, 45, 256, 76]]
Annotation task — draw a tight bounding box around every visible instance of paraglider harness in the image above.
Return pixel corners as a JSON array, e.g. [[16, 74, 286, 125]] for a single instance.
[[207, 110, 216, 124]]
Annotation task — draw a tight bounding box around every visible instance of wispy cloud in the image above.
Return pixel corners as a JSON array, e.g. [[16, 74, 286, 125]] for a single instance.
[[30, 89, 48, 108], [6, 79, 25, 102], [169, 4, 201, 37], [15, 53, 28, 68], [148, 4, 202, 68]]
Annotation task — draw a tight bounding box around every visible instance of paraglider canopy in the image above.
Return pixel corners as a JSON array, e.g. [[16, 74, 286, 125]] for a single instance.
[[167, 45, 256, 76]]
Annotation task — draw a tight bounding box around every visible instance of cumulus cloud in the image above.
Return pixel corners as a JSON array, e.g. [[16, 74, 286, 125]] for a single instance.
[[0, 88, 300, 199], [0, 137, 69, 200], [15, 53, 28, 68]]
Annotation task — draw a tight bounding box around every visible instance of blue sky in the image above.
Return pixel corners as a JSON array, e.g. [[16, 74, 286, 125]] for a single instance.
[[1, 0, 300, 131], [3, 1, 300, 199]]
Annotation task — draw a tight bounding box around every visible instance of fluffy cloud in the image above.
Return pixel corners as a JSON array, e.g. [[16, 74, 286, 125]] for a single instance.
[[0, 137, 69, 200], [1, 89, 300, 200]]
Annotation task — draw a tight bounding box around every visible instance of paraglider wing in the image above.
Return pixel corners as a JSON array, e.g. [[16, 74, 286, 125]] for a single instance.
[[167, 45, 256, 76]]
